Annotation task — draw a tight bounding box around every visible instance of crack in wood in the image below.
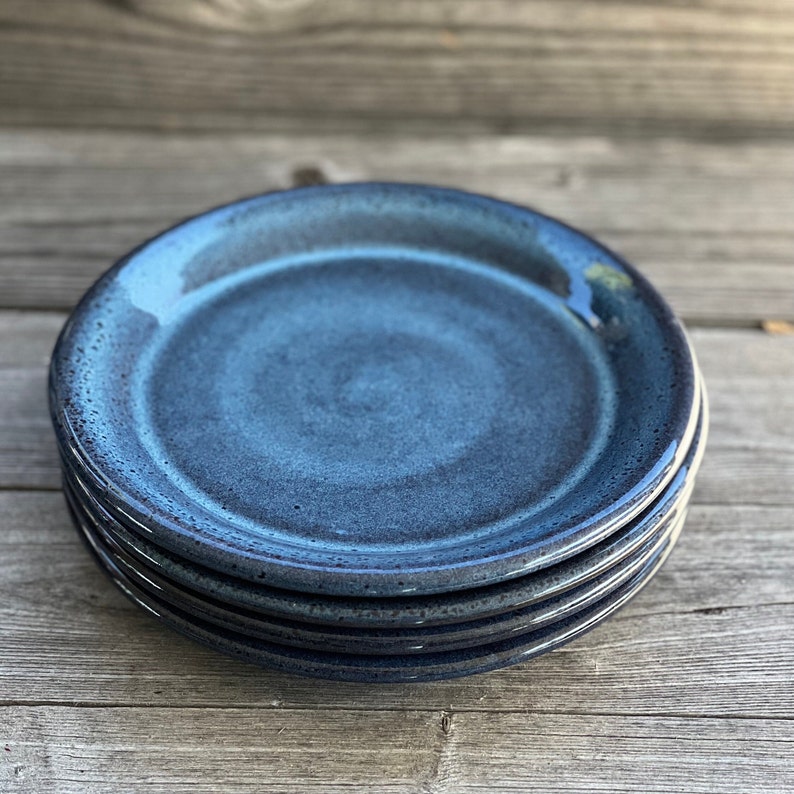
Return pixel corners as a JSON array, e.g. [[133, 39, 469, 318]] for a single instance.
[[421, 711, 458, 794]]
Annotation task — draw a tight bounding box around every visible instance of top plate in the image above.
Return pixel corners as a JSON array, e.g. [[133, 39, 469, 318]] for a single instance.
[[51, 183, 699, 596]]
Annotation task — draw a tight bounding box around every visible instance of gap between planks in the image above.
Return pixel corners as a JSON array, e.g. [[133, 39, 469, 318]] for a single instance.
[[1, 702, 794, 721]]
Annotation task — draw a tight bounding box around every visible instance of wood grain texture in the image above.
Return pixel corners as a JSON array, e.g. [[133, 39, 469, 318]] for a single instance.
[[2, 131, 794, 322], [2, 0, 794, 138], [2, 706, 443, 793], [2, 707, 791, 793], [0, 313, 64, 368]]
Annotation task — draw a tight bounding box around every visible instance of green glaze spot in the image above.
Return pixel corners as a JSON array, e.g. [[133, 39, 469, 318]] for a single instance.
[[585, 262, 633, 291]]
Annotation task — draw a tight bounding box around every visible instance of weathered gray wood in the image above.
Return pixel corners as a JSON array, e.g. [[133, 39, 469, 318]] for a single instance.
[[1, 131, 793, 322], [1, 0, 794, 138], [2, 707, 791, 794], [0, 312, 62, 367], [0, 370, 60, 489], [2, 314, 792, 720], [1, 706, 442, 793], [447, 713, 794, 793], [0, 488, 791, 717]]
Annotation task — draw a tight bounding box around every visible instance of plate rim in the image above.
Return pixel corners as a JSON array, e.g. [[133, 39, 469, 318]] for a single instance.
[[76, 507, 686, 683]]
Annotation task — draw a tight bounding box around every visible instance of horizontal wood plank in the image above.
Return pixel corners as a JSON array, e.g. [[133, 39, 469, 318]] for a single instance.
[[1, 1, 794, 138], [1, 706, 441, 793], [0, 487, 792, 717], [448, 712, 794, 793], [0, 312, 63, 367], [2, 707, 791, 793], [1, 131, 793, 323], [0, 369, 60, 489]]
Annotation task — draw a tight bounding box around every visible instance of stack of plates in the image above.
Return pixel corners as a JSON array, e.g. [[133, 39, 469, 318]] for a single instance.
[[50, 183, 707, 682]]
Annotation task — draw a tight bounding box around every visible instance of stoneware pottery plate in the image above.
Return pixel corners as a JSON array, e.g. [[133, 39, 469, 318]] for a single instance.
[[76, 510, 686, 682], [65, 472, 686, 656], [51, 183, 700, 596], [60, 401, 704, 630]]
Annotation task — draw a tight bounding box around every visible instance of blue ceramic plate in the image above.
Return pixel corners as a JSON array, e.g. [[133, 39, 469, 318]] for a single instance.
[[76, 510, 686, 682], [60, 398, 703, 629], [65, 474, 686, 655], [51, 183, 700, 596]]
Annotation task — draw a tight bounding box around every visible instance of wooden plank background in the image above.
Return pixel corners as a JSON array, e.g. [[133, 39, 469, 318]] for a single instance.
[[2, 132, 794, 324], [2, 0, 794, 138], [1, 1, 793, 791]]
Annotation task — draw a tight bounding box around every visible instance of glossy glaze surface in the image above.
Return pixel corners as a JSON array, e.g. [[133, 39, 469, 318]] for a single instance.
[[75, 511, 685, 682], [65, 477, 686, 655], [51, 183, 700, 595], [59, 403, 704, 629]]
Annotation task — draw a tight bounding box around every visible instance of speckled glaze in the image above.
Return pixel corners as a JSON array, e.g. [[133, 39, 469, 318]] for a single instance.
[[50, 183, 700, 596], [60, 403, 704, 630], [75, 510, 686, 682], [65, 472, 686, 656]]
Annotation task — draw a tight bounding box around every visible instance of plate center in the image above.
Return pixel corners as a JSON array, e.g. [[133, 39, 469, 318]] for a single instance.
[[139, 250, 615, 549], [232, 322, 502, 483]]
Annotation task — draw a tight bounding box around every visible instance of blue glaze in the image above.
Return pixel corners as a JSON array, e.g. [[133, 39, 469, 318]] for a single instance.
[[66, 476, 686, 655], [60, 401, 705, 629], [74, 509, 686, 682], [51, 183, 700, 596]]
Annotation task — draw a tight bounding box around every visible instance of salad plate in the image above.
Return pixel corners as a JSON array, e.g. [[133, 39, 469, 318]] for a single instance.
[[51, 183, 700, 596], [75, 510, 685, 682], [66, 475, 683, 655], [60, 402, 703, 629]]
